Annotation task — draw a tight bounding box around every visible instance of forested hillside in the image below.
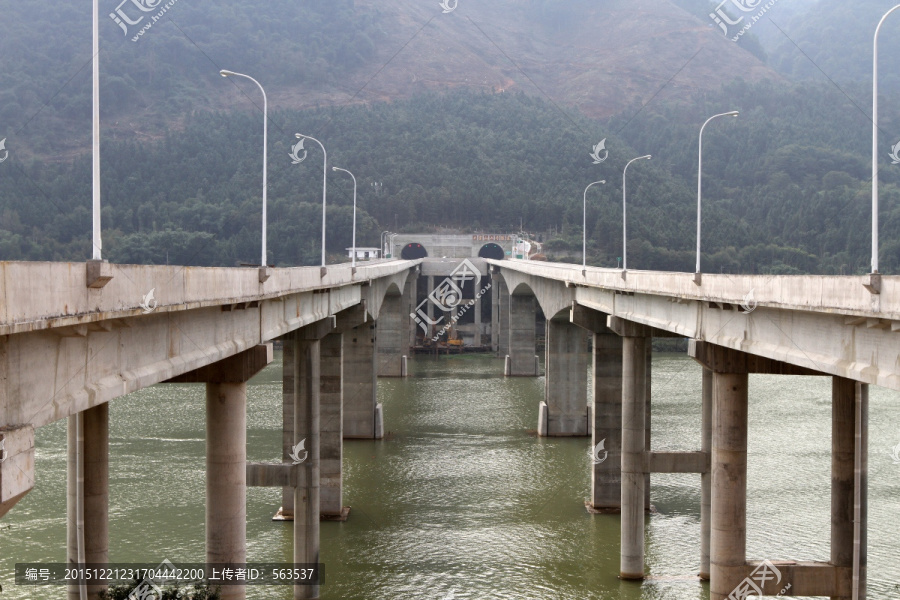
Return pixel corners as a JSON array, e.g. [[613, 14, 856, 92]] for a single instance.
[[2, 81, 899, 274]]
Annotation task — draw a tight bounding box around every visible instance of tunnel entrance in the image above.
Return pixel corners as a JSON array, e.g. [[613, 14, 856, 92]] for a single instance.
[[401, 243, 428, 260], [478, 243, 506, 260]]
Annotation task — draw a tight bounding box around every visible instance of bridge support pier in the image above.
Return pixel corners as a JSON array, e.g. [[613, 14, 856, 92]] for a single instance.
[[506, 295, 537, 376], [293, 335, 321, 600], [571, 306, 624, 511], [690, 341, 859, 600], [541, 318, 590, 436], [620, 334, 648, 580], [67, 403, 109, 600], [378, 282, 412, 377], [319, 332, 344, 519], [344, 322, 382, 439], [165, 344, 272, 600], [494, 277, 509, 357], [700, 367, 713, 580]]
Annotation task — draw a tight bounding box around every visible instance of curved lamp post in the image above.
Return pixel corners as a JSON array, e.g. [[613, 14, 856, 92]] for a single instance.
[[294, 134, 328, 270], [695, 110, 739, 285], [220, 69, 269, 280], [870, 5, 900, 293], [332, 166, 357, 270], [622, 155, 652, 277], [583, 180, 606, 272]]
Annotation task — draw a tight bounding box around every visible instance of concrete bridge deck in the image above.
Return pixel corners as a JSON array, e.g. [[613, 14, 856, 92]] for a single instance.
[[1, 257, 895, 599]]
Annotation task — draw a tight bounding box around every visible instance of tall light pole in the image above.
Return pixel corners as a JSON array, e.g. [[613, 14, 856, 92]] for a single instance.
[[622, 155, 651, 276], [92, 0, 101, 261], [295, 133, 328, 270], [696, 110, 739, 285], [871, 5, 900, 292], [583, 180, 606, 272], [332, 166, 357, 270], [220, 69, 268, 279]]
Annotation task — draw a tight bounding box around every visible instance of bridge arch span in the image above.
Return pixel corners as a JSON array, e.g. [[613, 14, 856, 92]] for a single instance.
[[501, 270, 574, 321]]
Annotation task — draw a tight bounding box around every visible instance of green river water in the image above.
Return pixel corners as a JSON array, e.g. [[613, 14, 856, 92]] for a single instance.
[[2, 352, 899, 599]]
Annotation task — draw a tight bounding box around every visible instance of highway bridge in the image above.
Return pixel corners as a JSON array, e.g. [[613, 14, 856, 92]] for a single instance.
[[0, 257, 895, 599]]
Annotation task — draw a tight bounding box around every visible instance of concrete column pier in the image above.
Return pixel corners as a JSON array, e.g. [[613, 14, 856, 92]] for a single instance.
[[294, 336, 321, 600], [67, 403, 109, 599], [474, 290, 483, 347], [497, 277, 510, 357], [507, 294, 537, 376], [620, 336, 648, 580], [282, 340, 296, 519], [709, 370, 749, 600], [832, 376, 856, 600], [319, 333, 344, 519], [700, 367, 713, 581], [377, 293, 405, 377], [206, 381, 248, 600], [491, 275, 500, 352], [591, 329, 623, 510], [164, 344, 272, 600], [344, 323, 382, 439], [406, 275, 418, 350], [542, 318, 590, 436]]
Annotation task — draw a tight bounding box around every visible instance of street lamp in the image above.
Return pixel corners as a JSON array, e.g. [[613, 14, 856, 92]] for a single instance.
[[294, 133, 328, 270], [92, 0, 101, 261], [583, 180, 606, 272], [332, 166, 357, 270], [220, 69, 269, 280], [870, 5, 900, 292], [622, 155, 652, 276], [696, 110, 739, 285]]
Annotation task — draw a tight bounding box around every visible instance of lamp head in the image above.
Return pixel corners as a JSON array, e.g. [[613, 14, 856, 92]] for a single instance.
[[727, 111, 739, 117], [219, 69, 237, 78]]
